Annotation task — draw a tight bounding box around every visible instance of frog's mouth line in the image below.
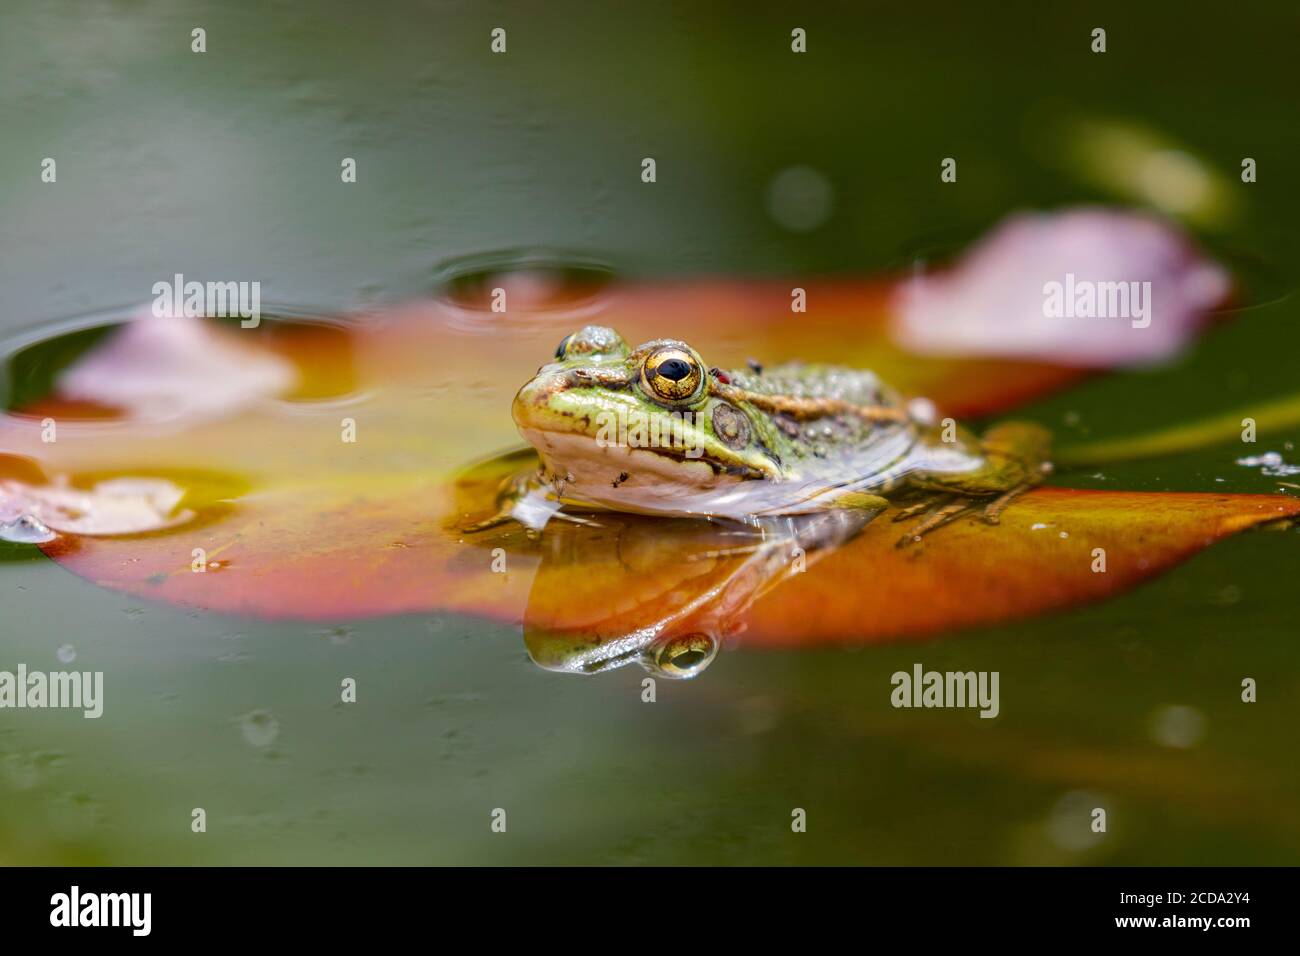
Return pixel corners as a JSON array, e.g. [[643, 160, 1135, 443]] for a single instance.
[[520, 425, 771, 483]]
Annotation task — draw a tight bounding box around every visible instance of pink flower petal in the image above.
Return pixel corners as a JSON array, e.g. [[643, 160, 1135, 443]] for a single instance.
[[58, 313, 296, 422], [1, 476, 194, 538], [890, 207, 1230, 366]]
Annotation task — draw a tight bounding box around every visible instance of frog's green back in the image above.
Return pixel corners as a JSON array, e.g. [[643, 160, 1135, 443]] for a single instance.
[[719, 361, 922, 488]]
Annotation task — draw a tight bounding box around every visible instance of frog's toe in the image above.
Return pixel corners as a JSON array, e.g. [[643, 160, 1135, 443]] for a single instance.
[[895, 499, 975, 548], [460, 512, 513, 534], [981, 484, 1031, 525], [892, 493, 953, 522]]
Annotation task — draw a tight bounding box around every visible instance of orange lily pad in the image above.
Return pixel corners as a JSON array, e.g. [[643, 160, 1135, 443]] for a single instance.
[[740, 487, 1299, 646]]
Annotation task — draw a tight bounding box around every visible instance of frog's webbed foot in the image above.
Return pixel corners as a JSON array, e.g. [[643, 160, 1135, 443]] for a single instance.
[[892, 493, 955, 522], [895, 498, 978, 548], [894, 484, 1036, 546], [461, 511, 516, 534], [460, 467, 559, 534]]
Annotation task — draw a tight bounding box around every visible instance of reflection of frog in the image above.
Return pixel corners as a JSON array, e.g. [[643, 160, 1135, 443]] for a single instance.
[[454, 449, 869, 681], [521, 509, 870, 680], [489, 325, 1052, 544]]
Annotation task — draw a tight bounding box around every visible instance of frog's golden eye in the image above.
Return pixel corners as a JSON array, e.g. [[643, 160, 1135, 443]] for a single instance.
[[641, 347, 703, 403], [554, 334, 573, 360], [649, 632, 718, 679]]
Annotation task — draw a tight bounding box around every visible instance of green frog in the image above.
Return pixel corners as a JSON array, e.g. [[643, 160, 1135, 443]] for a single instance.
[[479, 325, 1053, 544]]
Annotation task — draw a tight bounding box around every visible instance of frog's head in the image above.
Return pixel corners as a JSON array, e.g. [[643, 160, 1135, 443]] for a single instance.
[[526, 626, 720, 680], [512, 326, 782, 511]]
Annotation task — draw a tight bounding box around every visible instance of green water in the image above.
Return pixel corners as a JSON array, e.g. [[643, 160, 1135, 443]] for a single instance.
[[2, 0, 1298, 864]]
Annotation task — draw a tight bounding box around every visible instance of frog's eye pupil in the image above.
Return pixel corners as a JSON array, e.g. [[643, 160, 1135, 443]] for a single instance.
[[554, 334, 573, 360], [657, 358, 691, 381], [641, 346, 703, 403]]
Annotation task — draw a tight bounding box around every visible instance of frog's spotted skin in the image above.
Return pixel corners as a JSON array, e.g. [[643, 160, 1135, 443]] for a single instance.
[[506, 325, 1051, 532]]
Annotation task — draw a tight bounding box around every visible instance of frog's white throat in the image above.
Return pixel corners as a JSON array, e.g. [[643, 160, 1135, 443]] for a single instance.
[[519, 427, 745, 518]]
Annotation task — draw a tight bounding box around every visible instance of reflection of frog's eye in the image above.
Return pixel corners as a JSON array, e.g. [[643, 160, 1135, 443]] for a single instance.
[[642, 347, 703, 403], [647, 632, 718, 679], [554, 334, 573, 360]]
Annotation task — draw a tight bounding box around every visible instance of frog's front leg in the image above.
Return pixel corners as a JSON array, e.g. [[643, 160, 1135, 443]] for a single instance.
[[460, 465, 554, 533]]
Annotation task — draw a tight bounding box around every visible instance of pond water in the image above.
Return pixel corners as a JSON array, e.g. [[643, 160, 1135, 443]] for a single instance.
[[2, 1, 1298, 864]]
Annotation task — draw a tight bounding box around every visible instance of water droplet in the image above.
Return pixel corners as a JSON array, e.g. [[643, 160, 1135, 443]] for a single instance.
[[239, 710, 280, 748], [765, 166, 834, 232], [0, 514, 57, 544], [1148, 704, 1206, 749], [56, 644, 76, 664], [1236, 451, 1300, 477]]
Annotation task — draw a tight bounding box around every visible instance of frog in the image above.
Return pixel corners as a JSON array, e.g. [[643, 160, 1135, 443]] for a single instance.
[[472, 325, 1053, 545]]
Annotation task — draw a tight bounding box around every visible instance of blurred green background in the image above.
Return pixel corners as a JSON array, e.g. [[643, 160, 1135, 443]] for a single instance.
[[2, 0, 1298, 864]]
